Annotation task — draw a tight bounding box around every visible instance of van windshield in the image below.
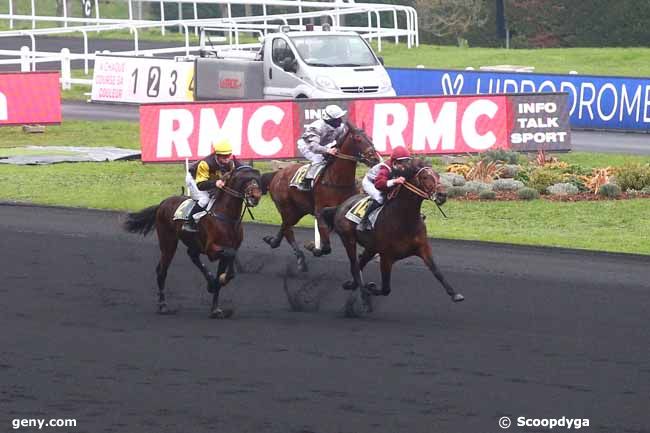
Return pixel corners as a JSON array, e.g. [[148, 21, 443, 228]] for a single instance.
[[289, 34, 378, 67]]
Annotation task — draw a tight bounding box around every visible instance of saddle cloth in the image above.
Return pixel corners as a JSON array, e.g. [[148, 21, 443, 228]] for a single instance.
[[345, 196, 384, 230], [289, 163, 326, 191], [172, 198, 196, 221]]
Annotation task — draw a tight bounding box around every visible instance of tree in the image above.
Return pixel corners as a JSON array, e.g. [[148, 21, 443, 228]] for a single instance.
[[415, 0, 488, 47]]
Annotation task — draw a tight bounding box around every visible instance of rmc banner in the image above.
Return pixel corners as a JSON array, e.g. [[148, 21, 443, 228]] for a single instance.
[[387, 67, 650, 131], [140, 93, 570, 162], [0, 72, 61, 126]]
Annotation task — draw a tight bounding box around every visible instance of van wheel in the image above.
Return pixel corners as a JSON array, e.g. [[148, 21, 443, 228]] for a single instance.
[[296, 94, 308, 99]]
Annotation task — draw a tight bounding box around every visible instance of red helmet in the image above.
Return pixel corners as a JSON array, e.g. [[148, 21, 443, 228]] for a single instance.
[[390, 146, 411, 161]]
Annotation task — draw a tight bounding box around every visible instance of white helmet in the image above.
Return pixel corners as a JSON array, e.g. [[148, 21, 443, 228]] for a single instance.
[[323, 104, 347, 120]]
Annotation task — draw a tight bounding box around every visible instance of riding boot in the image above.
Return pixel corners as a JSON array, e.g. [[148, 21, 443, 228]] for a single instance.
[[183, 203, 204, 232], [359, 199, 382, 229]]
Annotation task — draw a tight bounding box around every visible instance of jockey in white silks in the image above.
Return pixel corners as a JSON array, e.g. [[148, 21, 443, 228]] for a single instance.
[[296, 104, 348, 185]]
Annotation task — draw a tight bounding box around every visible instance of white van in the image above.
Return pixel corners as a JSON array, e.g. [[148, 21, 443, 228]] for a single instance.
[[195, 28, 396, 100]]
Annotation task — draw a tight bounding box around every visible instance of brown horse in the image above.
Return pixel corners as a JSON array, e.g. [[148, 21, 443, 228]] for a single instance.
[[260, 121, 380, 272], [123, 166, 262, 318], [322, 158, 464, 316]]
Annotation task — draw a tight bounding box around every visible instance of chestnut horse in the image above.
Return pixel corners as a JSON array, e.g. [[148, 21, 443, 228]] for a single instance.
[[123, 166, 262, 318], [322, 159, 464, 315], [260, 121, 379, 272]]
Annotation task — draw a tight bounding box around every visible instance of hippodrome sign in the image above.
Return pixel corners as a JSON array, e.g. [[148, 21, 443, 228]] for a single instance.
[[139, 93, 570, 162], [387, 67, 650, 131], [0, 72, 61, 126]]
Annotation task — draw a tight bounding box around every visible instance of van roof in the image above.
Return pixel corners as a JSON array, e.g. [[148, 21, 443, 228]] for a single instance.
[[283, 30, 360, 38]]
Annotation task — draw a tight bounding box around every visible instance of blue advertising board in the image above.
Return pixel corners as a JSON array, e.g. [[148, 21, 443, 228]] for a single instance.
[[387, 67, 650, 131]]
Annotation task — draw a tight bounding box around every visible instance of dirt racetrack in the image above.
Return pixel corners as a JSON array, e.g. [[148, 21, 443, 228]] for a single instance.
[[1, 204, 648, 433]]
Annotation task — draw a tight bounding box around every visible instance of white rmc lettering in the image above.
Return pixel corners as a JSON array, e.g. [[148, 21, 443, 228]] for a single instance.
[[156, 109, 194, 158], [0, 91, 7, 121], [372, 103, 409, 151], [197, 108, 243, 156], [412, 102, 457, 151], [462, 99, 498, 150], [247, 105, 285, 156]]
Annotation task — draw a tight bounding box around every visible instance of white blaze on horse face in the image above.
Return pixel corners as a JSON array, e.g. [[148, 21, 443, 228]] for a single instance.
[[197, 107, 243, 156], [412, 101, 457, 151], [372, 103, 408, 151], [0, 91, 7, 121], [462, 99, 498, 150], [247, 105, 285, 156], [156, 109, 193, 158]]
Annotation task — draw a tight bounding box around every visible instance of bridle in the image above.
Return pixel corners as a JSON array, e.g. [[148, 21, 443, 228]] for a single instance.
[[331, 123, 379, 166], [211, 166, 260, 226], [402, 166, 448, 218]]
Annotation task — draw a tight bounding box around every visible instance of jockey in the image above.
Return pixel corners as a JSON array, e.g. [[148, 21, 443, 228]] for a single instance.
[[360, 146, 412, 226], [184, 138, 241, 232], [296, 104, 347, 186]]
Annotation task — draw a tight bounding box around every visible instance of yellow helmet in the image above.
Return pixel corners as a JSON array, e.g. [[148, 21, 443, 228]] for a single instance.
[[212, 138, 232, 155]]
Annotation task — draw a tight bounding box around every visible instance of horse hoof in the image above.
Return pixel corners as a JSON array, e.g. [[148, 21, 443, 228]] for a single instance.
[[157, 304, 178, 315], [297, 258, 308, 273], [209, 307, 234, 319], [452, 293, 465, 303], [263, 236, 279, 248], [342, 280, 357, 291], [362, 282, 383, 296]]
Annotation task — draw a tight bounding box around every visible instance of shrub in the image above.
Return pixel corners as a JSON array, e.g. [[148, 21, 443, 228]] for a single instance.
[[642, 186, 650, 194], [492, 179, 525, 191], [528, 168, 564, 193], [447, 186, 470, 198], [547, 183, 579, 196], [482, 149, 520, 165], [439, 173, 466, 187], [500, 164, 521, 179], [517, 187, 540, 200], [464, 181, 493, 194], [616, 163, 650, 191], [466, 160, 503, 182], [478, 190, 497, 200], [597, 183, 621, 198]]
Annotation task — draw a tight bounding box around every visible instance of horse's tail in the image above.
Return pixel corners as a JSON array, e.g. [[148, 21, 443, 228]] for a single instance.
[[260, 171, 278, 195], [123, 205, 159, 236], [320, 206, 338, 231]]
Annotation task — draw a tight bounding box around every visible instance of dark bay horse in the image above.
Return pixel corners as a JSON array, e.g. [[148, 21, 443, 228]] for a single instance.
[[123, 166, 262, 318], [322, 159, 464, 315], [261, 121, 380, 272]]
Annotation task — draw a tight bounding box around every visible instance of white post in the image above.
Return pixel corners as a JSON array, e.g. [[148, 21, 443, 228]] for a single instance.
[[60, 48, 71, 90], [20, 46, 30, 72], [30, 0, 35, 29], [8, 0, 13, 29], [178, 1, 182, 33], [314, 219, 321, 250], [63, 0, 68, 28], [160, 0, 165, 35], [193, 2, 198, 36]]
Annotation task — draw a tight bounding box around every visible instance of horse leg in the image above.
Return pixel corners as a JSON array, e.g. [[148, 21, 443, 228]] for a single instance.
[[343, 248, 376, 291], [283, 224, 308, 273], [209, 257, 235, 319], [186, 248, 219, 294], [155, 230, 178, 314], [308, 214, 333, 257], [418, 243, 464, 303], [379, 255, 394, 296], [262, 226, 283, 249]]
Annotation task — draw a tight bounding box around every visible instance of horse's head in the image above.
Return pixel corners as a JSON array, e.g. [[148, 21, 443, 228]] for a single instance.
[[337, 121, 380, 167], [226, 165, 263, 207], [407, 158, 447, 206]]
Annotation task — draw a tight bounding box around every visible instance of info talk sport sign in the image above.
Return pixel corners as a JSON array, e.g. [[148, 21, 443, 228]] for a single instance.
[[139, 93, 570, 162]]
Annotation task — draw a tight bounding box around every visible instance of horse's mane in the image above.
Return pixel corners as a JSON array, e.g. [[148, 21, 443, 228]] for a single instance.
[[230, 165, 261, 190]]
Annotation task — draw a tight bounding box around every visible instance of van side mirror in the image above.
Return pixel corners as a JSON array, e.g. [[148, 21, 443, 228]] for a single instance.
[[378, 56, 384, 65]]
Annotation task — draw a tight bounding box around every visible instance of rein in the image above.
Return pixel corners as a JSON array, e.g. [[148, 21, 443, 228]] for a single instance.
[[402, 167, 448, 218]]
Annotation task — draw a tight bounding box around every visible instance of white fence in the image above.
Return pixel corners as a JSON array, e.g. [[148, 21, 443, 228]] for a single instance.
[[0, 0, 418, 91]]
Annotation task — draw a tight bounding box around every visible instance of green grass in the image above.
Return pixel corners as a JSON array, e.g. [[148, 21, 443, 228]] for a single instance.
[[0, 120, 140, 150], [1, 159, 648, 254], [375, 43, 650, 77]]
